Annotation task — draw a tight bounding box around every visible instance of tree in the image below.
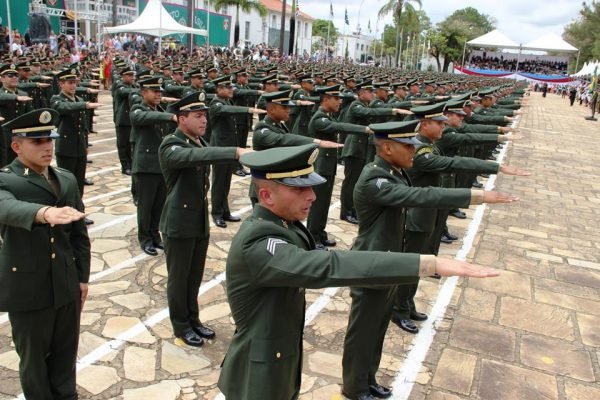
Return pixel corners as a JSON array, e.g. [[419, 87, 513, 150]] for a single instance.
[[430, 7, 496, 72], [564, 1, 600, 73], [312, 19, 339, 54], [377, 0, 422, 67], [212, 0, 267, 46]]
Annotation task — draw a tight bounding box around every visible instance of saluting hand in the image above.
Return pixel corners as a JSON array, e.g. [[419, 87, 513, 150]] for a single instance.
[[315, 140, 343, 149], [435, 258, 501, 278], [236, 147, 254, 159], [393, 108, 413, 115], [86, 88, 100, 94], [248, 108, 267, 114], [86, 102, 102, 109], [482, 191, 520, 204], [17, 96, 33, 102], [499, 165, 531, 176], [37, 83, 51, 88], [44, 206, 86, 225], [296, 100, 315, 106], [365, 127, 374, 134], [500, 133, 524, 142]]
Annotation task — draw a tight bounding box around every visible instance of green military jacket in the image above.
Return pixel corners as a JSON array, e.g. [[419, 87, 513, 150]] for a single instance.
[[341, 100, 393, 160], [436, 126, 499, 158], [130, 102, 176, 174], [219, 204, 423, 400], [164, 81, 187, 97], [290, 89, 319, 136], [0, 160, 90, 312], [208, 96, 249, 147], [475, 106, 514, 117], [113, 81, 138, 126], [159, 129, 237, 238], [387, 95, 413, 109], [249, 116, 314, 200], [308, 108, 366, 176], [465, 113, 507, 126], [405, 134, 499, 232], [51, 92, 89, 158], [459, 123, 500, 134], [354, 155, 472, 253]]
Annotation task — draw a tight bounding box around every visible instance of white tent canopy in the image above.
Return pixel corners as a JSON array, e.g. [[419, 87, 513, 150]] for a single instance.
[[523, 33, 578, 52], [573, 60, 600, 77], [467, 29, 521, 50], [104, 0, 207, 37]]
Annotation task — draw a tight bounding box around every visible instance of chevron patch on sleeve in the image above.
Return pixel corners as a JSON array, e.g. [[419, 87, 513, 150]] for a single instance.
[[376, 178, 389, 190], [266, 238, 288, 255]]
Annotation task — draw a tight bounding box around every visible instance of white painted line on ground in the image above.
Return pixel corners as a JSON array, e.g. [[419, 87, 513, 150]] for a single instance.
[[86, 166, 121, 178], [390, 117, 518, 400], [88, 149, 118, 158], [89, 137, 116, 145]]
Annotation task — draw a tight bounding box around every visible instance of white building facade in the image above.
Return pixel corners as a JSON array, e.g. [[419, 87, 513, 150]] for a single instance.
[[335, 33, 376, 63]]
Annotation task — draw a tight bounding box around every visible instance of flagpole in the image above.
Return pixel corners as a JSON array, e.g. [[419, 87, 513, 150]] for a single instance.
[[206, 0, 211, 53], [325, 22, 331, 63], [398, 28, 403, 69]]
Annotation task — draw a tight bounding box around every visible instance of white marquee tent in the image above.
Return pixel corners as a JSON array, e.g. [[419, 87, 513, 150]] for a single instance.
[[523, 33, 578, 53], [466, 29, 521, 50], [104, 0, 207, 40], [573, 61, 600, 77]]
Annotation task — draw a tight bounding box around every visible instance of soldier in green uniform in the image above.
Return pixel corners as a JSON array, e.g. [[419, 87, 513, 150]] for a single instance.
[[0, 63, 33, 166], [0, 109, 90, 400], [217, 143, 501, 400], [290, 74, 319, 135], [208, 75, 265, 228], [130, 76, 177, 256], [392, 102, 530, 334], [340, 82, 411, 224], [163, 67, 187, 98], [256, 74, 280, 119], [249, 90, 341, 206], [306, 85, 373, 249], [159, 92, 251, 346], [341, 120, 519, 400], [181, 69, 208, 99], [113, 66, 138, 175], [51, 68, 102, 225]]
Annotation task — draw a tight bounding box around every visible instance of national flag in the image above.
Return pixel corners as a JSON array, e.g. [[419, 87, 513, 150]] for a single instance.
[[345, 8, 349, 25], [329, 2, 334, 18], [368, 19, 371, 33]]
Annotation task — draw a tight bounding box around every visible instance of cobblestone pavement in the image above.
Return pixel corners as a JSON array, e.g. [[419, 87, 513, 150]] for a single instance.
[[0, 92, 598, 400]]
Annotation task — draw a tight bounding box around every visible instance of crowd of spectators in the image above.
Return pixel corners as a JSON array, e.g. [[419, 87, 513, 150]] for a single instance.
[[468, 55, 568, 75]]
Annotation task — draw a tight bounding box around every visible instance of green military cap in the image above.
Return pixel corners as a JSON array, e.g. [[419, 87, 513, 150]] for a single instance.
[[31, 58, 41, 66], [15, 61, 31, 70], [315, 84, 343, 97], [137, 68, 153, 79], [261, 74, 279, 84], [370, 120, 422, 145], [0, 63, 18, 75], [479, 88, 495, 98], [188, 68, 206, 78], [343, 76, 357, 83], [206, 66, 218, 73], [233, 68, 248, 76], [56, 67, 80, 81], [410, 102, 448, 121], [355, 80, 374, 91], [324, 74, 337, 82], [170, 91, 208, 113], [138, 76, 164, 90], [452, 92, 472, 102], [407, 78, 419, 86], [162, 64, 173, 71], [120, 66, 136, 75], [297, 73, 314, 83], [2, 109, 60, 139], [373, 81, 391, 90], [392, 82, 409, 90], [241, 143, 326, 187], [444, 100, 467, 116], [263, 90, 294, 105], [212, 75, 233, 87], [313, 72, 324, 78], [172, 66, 184, 74]]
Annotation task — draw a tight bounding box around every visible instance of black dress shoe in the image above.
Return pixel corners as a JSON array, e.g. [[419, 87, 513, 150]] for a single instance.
[[153, 241, 164, 250], [392, 318, 419, 334], [86, 159, 93, 164], [341, 215, 359, 225], [471, 180, 483, 188], [430, 273, 442, 279], [177, 328, 204, 347], [233, 169, 246, 177], [444, 231, 458, 241], [84, 217, 94, 226], [315, 243, 328, 251], [142, 244, 158, 256], [122, 169, 132, 176], [341, 392, 376, 400], [440, 234, 454, 244], [84, 178, 94, 186], [449, 209, 466, 219], [192, 323, 216, 339], [223, 214, 241, 222], [213, 218, 227, 228], [409, 311, 428, 321], [479, 173, 490, 178], [321, 238, 337, 247], [369, 383, 392, 398]]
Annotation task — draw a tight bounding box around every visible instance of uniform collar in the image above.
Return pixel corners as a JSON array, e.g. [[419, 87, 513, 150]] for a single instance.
[[416, 133, 433, 144], [174, 128, 206, 147], [252, 204, 293, 229], [9, 159, 67, 198]]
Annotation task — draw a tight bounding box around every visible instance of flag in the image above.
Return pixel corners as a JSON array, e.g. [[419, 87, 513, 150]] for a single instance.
[[345, 8, 349, 25], [368, 19, 371, 33], [296, 0, 300, 17], [329, 2, 334, 18]]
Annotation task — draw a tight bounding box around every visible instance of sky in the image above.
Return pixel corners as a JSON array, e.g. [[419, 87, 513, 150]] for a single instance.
[[299, 0, 582, 45]]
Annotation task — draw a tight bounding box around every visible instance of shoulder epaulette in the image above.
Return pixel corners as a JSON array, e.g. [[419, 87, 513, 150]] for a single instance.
[[416, 146, 433, 156]]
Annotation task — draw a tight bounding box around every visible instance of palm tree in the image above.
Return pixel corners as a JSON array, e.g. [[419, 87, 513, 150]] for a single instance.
[[212, 0, 268, 46], [378, 0, 422, 67]]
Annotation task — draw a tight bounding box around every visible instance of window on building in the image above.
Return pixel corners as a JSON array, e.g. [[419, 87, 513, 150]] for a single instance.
[[272, 15, 277, 28], [245, 21, 251, 41], [356, 43, 359, 50], [304, 22, 309, 38]]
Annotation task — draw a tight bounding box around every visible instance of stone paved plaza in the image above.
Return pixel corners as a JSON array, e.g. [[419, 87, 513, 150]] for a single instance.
[[0, 91, 599, 400]]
